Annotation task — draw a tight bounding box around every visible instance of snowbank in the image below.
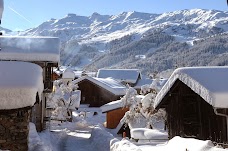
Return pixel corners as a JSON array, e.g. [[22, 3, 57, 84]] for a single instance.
[[29, 123, 52, 151], [90, 125, 116, 151], [110, 138, 142, 151], [131, 128, 168, 140], [111, 136, 226, 151], [0, 61, 43, 109]]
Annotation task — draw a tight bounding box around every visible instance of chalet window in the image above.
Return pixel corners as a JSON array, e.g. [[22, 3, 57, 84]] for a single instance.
[[44, 64, 54, 93]]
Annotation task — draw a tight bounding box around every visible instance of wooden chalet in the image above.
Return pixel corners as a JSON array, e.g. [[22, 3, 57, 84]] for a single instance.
[[101, 100, 129, 129], [52, 70, 61, 81], [154, 67, 228, 144], [74, 75, 126, 107], [97, 69, 141, 87], [0, 36, 60, 131]]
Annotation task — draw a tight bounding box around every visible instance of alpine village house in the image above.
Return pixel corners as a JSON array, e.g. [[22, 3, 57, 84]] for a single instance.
[[154, 67, 228, 145], [0, 36, 60, 150]]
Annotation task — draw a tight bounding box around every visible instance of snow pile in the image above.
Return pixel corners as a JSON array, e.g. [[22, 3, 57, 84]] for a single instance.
[[29, 123, 52, 151], [110, 138, 142, 151], [0, 61, 43, 109], [111, 136, 227, 151], [131, 128, 168, 140], [90, 125, 117, 151], [0, 36, 60, 62], [144, 136, 226, 151], [155, 66, 228, 108]]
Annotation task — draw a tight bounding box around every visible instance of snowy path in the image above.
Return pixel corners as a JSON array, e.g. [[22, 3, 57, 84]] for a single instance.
[[49, 120, 95, 151], [44, 109, 108, 151], [62, 128, 93, 151]]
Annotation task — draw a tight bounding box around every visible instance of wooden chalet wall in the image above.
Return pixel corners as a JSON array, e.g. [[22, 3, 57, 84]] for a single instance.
[[78, 79, 122, 107], [106, 108, 129, 129], [33, 62, 58, 93], [159, 80, 227, 143], [32, 62, 58, 131], [52, 72, 61, 81]]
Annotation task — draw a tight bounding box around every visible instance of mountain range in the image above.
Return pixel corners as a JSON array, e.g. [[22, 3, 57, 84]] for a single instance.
[[7, 9, 228, 76]]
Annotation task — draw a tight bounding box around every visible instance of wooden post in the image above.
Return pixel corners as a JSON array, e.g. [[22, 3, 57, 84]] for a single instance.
[[123, 131, 126, 138]]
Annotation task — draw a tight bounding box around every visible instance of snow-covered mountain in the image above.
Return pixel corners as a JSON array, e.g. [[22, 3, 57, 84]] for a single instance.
[[19, 9, 228, 74]]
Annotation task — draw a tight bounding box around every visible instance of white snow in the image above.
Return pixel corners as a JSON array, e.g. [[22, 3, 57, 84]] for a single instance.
[[62, 68, 75, 79], [134, 78, 153, 90], [29, 105, 228, 151], [111, 136, 226, 151], [141, 93, 154, 110], [74, 75, 127, 95], [135, 55, 146, 59], [65, 90, 81, 110], [29, 123, 52, 151], [0, 61, 43, 109], [100, 99, 123, 113], [131, 128, 168, 140], [0, 36, 60, 62], [155, 66, 228, 108], [97, 69, 141, 84], [20, 9, 228, 68]]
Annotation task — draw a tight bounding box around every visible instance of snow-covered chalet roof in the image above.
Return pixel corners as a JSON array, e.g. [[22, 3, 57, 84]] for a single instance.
[[0, 36, 60, 62], [100, 100, 123, 113], [133, 78, 153, 89], [154, 66, 228, 109], [97, 69, 141, 84], [73, 75, 126, 95], [0, 61, 44, 110], [101, 95, 144, 113], [62, 68, 75, 79]]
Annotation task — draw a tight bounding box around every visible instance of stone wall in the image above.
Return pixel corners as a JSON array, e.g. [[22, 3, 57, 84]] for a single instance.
[[0, 107, 31, 151]]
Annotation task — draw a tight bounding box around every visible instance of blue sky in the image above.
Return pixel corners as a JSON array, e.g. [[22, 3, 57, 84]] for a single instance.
[[1, 0, 227, 31]]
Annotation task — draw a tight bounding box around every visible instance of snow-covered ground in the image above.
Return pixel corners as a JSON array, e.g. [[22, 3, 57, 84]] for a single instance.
[[29, 106, 228, 151]]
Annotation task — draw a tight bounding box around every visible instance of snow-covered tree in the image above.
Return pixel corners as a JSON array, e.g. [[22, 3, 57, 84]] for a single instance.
[[47, 80, 81, 121], [121, 78, 166, 129]]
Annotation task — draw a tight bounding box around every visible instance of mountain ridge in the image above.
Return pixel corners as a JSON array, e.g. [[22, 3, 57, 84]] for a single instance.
[[6, 9, 228, 75]]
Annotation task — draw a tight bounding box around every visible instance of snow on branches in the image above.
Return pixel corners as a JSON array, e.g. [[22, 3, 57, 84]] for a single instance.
[[47, 80, 81, 121], [121, 78, 166, 130]]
